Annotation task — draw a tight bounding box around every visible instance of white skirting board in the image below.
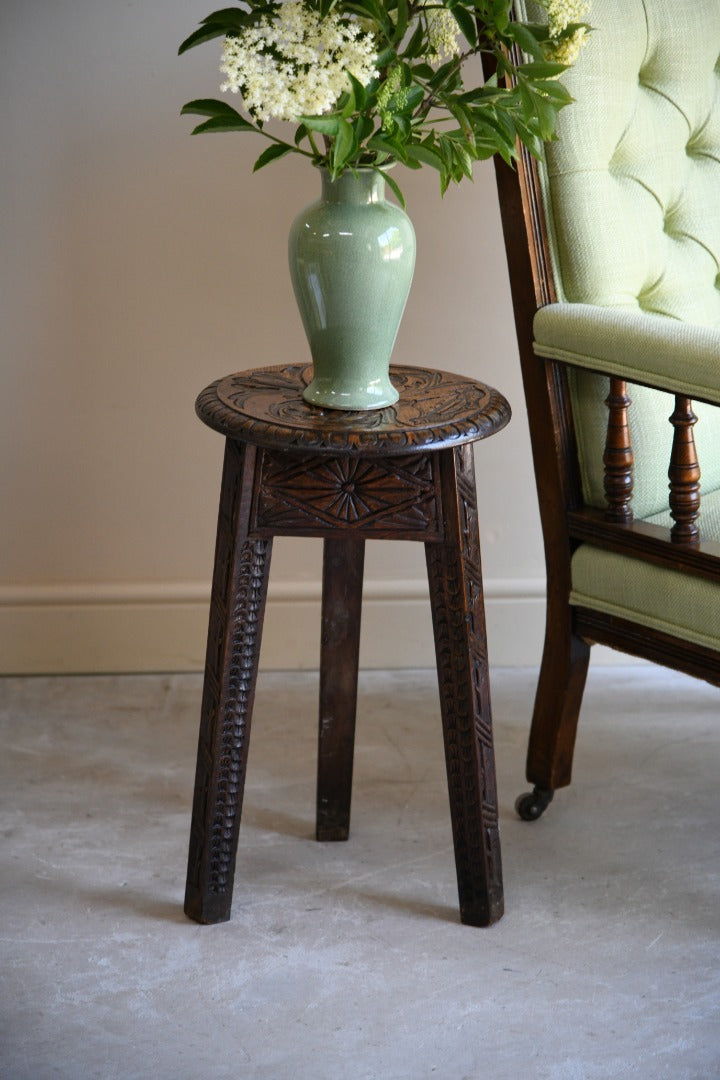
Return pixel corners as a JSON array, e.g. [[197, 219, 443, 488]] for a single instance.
[[0, 579, 637, 674]]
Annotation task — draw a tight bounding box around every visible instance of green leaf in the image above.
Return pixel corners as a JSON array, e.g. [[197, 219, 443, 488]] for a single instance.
[[199, 7, 251, 26], [180, 6, 275, 53], [331, 118, 357, 175], [344, 0, 388, 29], [367, 132, 408, 162], [491, 0, 510, 33], [394, 0, 409, 43], [181, 98, 247, 120], [338, 81, 356, 120], [411, 61, 434, 81], [530, 79, 574, 104], [404, 143, 443, 170], [428, 57, 462, 91], [506, 21, 545, 60], [519, 60, 569, 79], [402, 20, 425, 61], [353, 115, 374, 144], [178, 24, 228, 54], [298, 114, 342, 136], [252, 143, 293, 171], [533, 94, 559, 138], [346, 72, 367, 112], [449, 139, 475, 179], [521, 22, 554, 43], [447, 100, 473, 139], [375, 45, 397, 69], [451, 5, 478, 48], [401, 84, 425, 113], [190, 115, 256, 134], [180, 6, 269, 52], [377, 168, 406, 209]]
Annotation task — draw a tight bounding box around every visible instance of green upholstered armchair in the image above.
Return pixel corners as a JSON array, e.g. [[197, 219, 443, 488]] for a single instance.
[[490, 0, 720, 818]]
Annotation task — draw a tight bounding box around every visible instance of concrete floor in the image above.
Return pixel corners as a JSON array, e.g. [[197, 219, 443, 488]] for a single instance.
[[1, 665, 719, 1079]]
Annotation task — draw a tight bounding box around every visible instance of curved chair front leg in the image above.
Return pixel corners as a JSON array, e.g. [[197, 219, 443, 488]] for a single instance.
[[517, 604, 591, 820]]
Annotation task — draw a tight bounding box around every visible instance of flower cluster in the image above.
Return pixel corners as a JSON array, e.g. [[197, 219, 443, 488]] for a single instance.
[[220, 3, 377, 122], [422, 2, 461, 64], [545, 0, 591, 66]]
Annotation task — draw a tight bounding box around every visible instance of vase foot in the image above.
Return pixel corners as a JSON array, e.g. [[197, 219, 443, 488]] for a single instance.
[[302, 376, 399, 412]]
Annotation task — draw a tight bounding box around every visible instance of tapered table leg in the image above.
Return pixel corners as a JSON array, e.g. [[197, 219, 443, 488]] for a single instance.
[[425, 444, 504, 927], [185, 440, 272, 924], [316, 537, 365, 841]]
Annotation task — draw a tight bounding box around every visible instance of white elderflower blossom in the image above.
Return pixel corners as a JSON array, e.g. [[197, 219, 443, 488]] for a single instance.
[[545, 0, 590, 65], [422, 2, 460, 64], [219, 3, 378, 122]]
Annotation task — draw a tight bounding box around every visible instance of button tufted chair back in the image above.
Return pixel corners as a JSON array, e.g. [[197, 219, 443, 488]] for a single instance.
[[520, 0, 720, 517]]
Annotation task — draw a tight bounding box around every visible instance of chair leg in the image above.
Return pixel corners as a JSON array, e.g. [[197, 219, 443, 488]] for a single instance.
[[518, 607, 591, 819], [425, 445, 504, 927], [316, 538, 365, 841], [184, 440, 272, 924]]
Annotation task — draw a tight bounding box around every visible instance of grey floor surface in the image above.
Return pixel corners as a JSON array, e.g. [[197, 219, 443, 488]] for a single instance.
[[1, 665, 719, 1080]]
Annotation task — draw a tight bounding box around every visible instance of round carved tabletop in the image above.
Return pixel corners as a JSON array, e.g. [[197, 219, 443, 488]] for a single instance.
[[196, 363, 511, 456]]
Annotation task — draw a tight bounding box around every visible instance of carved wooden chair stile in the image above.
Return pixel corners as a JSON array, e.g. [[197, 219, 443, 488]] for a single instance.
[[488, 0, 720, 819]]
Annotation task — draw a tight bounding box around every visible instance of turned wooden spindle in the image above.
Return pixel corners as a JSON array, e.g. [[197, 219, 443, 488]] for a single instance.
[[603, 377, 634, 522], [668, 395, 701, 544]]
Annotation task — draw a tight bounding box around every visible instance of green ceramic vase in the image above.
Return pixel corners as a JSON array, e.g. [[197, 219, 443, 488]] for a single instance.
[[288, 168, 416, 411]]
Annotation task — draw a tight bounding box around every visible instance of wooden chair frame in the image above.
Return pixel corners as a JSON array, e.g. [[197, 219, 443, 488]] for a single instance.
[[490, 138, 720, 818]]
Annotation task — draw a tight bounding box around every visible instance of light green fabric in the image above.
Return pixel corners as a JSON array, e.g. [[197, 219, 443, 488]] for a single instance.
[[517, 0, 720, 646], [533, 305, 720, 516], [534, 305, 720, 405], [570, 479, 720, 646], [522, 0, 720, 517], [571, 545, 720, 651], [536, 0, 720, 322]]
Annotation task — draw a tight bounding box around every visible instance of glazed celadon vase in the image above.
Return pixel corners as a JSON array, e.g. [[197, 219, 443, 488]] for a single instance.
[[288, 168, 416, 411]]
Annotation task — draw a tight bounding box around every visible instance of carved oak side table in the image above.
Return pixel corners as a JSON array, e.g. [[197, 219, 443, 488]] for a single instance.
[[185, 363, 511, 928]]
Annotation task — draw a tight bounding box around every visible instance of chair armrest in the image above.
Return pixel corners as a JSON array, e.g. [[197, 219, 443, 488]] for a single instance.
[[533, 304, 720, 405]]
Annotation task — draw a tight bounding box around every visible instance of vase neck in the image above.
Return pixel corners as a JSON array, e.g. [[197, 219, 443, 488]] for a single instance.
[[320, 168, 385, 205]]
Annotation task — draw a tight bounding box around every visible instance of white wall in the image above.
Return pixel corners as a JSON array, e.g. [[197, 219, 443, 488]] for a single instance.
[[1, 0, 551, 674]]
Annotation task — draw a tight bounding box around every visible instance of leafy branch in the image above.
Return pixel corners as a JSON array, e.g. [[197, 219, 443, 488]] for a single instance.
[[180, 0, 591, 200]]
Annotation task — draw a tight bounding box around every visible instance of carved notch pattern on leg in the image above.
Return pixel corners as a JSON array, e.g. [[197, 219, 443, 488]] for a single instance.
[[426, 445, 503, 925], [455, 448, 501, 894], [205, 536, 270, 895], [186, 439, 272, 921]]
